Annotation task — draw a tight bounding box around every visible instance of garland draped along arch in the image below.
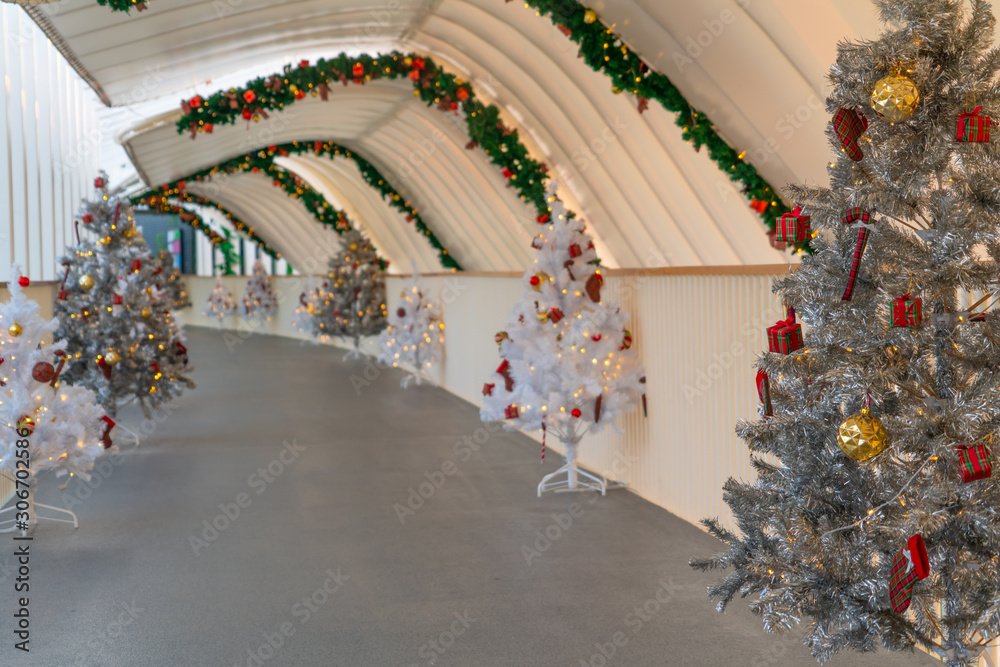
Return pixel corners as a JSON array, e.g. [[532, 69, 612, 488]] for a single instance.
[[523, 0, 810, 253], [134, 191, 283, 262], [139, 140, 460, 270], [175, 52, 556, 227]]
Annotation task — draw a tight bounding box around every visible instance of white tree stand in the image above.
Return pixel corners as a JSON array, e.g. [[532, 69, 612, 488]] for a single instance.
[[537, 438, 607, 497], [342, 342, 367, 362], [0, 476, 78, 534]]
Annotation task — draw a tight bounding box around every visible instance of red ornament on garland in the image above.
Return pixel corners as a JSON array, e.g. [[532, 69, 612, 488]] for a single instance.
[[204, 123, 214, 134], [456, 87, 469, 101], [190, 95, 203, 108], [537, 214, 550, 224], [299, 59, 310, 68], [749, 197, 769, 214], [352, 62, 364, 77], [241, 108, 253, 120], [409, 69, 421, 81], [586, 273, 603, 303], [502, 168, 513, 179], [242, 90, 257, 104]]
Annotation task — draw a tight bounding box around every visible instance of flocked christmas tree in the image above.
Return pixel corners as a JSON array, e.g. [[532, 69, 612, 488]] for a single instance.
[[1, 267, 112, 532], [310, 229, 387, 358], [292, 275, 324, 339], [481, 183, 644, 496], [692, 3, 1000, 665], [157, 249, 192, 311], [203, 277, 237, 324], [240, 258, 278, 323], [378, 267, 444, 387], [55, 175, 194, 418]]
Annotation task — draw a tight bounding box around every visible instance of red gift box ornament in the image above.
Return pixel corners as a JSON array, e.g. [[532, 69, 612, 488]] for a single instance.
[[569, 243, 582, 258], [131, 259, 142, 273], [841, 208, 876, 302], [81, 213, 93, 224], [833, 107, 869, 161], [956, 106, 992, 143], [891, 292, 922, 328], [956, 441, 992, 483], [889, 534, 929, 613], [774, 206, 811, 243], [755, 369, 773, 417], [505, 404, 519, 419], [352, 62, 364, 77], [549, 308, 564, 323], [94, 175, 106, 189], [767, 307, 804, 355]]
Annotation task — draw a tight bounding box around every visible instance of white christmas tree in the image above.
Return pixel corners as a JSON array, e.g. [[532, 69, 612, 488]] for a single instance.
[[203, 277, 236, 324], [55, 178, 194, 418], [291, 276, 324, 339], [481, 183, 645, 496], [0, 267, 112, 532], [378, 267, 444, 387], [240, 259, 278, 323]]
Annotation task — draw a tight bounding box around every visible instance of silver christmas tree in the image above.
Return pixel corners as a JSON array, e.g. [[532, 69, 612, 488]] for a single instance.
[[55, 179, 194, 417], [310, 230, 387, 357], [692, 2, 1000, 665]]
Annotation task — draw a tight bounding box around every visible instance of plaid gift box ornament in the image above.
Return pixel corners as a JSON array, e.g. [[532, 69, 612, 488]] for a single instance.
[[755, 369, 773, 417], [775, 206, 811, 243], [841, 208, 876, 301], [891, 292, 922, 327], [956, 439, 992, 483], [767, 307, 804, 355], [889, 534, 929, 613], [833, 107, 869, 161], [955, 105, 992, 143]]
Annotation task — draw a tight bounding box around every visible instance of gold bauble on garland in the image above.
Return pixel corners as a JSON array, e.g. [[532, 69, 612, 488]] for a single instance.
[[870, 73, 920, 122], [583, 8, 597, 23], [79, 274, 95, 291], [8, 322, 23, 337], [104, 350, 121, 366], [837, 407, 889, 461], [611, 85, 623, 95]]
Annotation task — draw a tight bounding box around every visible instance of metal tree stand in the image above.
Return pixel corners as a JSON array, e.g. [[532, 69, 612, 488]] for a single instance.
[[0, 474, 78, 534], [537, 436, 607, 497]]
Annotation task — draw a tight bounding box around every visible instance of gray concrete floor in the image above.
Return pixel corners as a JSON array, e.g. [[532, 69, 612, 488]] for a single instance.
[[3, 326, 937, 667]]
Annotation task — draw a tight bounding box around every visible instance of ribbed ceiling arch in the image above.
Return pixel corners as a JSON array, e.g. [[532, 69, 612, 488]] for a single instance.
[[25, 0, 903, 268]]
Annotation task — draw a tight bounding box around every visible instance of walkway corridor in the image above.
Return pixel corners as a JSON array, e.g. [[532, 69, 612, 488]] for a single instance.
[[13, 327, 935, 666]]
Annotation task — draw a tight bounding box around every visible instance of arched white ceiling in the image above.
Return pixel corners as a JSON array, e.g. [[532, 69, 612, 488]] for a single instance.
[[185, 172, 344, 272], [23, 0, 913, 268]]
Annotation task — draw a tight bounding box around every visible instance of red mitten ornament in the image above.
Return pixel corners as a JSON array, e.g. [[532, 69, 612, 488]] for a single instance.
[[833, 107, 869, 161], [889, 534, 929, 613]]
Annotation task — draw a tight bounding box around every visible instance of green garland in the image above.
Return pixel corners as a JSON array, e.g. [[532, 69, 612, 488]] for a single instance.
[[175, 52, 554, 233], [96, 0, 148, 13], [139, 140, 448, 270], [523, 1, 811, 253], [134, 195, 239, 274]]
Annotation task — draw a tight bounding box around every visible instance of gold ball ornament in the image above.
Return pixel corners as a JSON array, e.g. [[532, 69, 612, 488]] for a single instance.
[[583, 9, 597, 23], [536, 311, 549, 323], [98, 236, 111, 246], [611, 85, 623, 95], [8, 322, 23, 337], [837, 407, 889, 461], [349, 243, 358, 252], [141, 308, 152, 319], [104, 350, 121, 366], [529, 272, 551, 292], [123, 227, 138, 239], [870, 73, 920, 122], [79, 274, 95, 291]]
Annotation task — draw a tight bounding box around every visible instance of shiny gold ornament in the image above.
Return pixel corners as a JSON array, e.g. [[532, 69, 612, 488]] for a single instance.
[[104, 350, 121, 366], [611, 85, 623, 95], [870, 73, 920, 122], [8, 322, 23, 337], [98, 236, 111, 246], [536, 311, 549, 323], [529, 271, 550, 292], [349, 243, 358, 252], [123, 227, 138, 239], [583, 8, 597, 23], [79, 274, 95, 291], [837, 407, 888, 461], [141, 308, 152, 319]]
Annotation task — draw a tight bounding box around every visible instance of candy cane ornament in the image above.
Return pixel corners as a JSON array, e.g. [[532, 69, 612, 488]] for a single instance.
[[841, 208, 877, 301]]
